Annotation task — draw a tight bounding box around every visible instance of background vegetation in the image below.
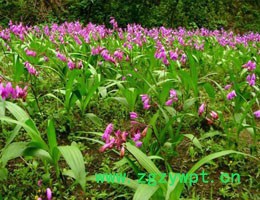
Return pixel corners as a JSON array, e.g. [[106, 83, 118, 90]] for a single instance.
[[0, 0, 260, 32]]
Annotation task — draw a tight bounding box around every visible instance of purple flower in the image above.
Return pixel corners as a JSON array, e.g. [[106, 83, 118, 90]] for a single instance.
[[56, 52, 67, 62], [77, 60, 83, 69], [224, 84, 232, 90], [210, 111, 218, 120], [0, 82, 27, 100], [5, 82, 15, 98], [114, 50, 124, 61], [43, 56, 49, 62], [15, 86, 27, 100], [130, 112, 138, 119], [46, 188, 52, 200], [253, 110, 260, 118], [102, 123, 113, 142], [132, 132, 141, 142], [169, 51, 178, 61], [99, 138, 115, 152], [198, 103, 205, 116], [110, 17, 118, 29], [25, 49, 36, 57], [140, 94, 151, 110], [135, 141, 142, 147], [68, 60, 76, 70], [165, 98, 174, 106], [242, 61, 256, 71], [246, 73, 256, 86], [227, 90, 237, 100], [180, 53, 187, 64], [24, 61, 38, 76]]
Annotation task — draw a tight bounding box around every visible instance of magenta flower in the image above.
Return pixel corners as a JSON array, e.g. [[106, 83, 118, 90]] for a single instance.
[[132, 131, 141, 142], [25, 49, 36, 57], [102, 123, 113, 142], [24, 61, 39, 76], [180, 53, 187, 64], [165, 89, 178, 106], [15, 85, 27, 100], [169, 51, 178, 61], [198, 103, 205, 116], [246, 73, 256, 86], [140, 94, 151, 110], [99, 138, 115, 152], [242, 60, 256, 71], [43, 56, 49, 62], [114, 50, 124, 61], [253, 110, 260, 118], [56, 52, 67, 62], [0, 82, 27, 100], [135, 141, 142, 147], [224, 84, 232, 90], [130, 112, 138, 119], [210, 111, 218, 120], [227, 90, 237, 100], [109, 17, 118, 29], [165, 98, 174, 106], [68, 60, 76, 70], [46, 188, 52, 200]]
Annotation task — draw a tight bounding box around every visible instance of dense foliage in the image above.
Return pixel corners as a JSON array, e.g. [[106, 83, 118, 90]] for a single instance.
[[0, 0, 260, 32], [0, 19, 259, 199]]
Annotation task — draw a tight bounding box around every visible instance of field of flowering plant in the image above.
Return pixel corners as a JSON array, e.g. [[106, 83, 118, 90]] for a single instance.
[[0, 18, 259, 199]]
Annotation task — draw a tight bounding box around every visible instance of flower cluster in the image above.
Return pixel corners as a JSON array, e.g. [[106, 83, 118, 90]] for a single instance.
[[56, 52, 67, 62], [242, 60, 256, 71], [0, 82, 27, 100], [165, 89, 178, 106], [25, 48, 37, 57], [110, 17, 118, 30], [100, 113, 148, 157], [24, 61, 39, 76], [198, 103, 218, 124], [242, 61, 257, 87], [140, 94, 151, 110], [227, 90, 237, 100]]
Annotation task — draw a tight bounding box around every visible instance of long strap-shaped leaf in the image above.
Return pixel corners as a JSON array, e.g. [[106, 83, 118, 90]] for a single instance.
[[58, 145, 86, 191], [167, 150, 258, 200], [126, 143, 167, 194]]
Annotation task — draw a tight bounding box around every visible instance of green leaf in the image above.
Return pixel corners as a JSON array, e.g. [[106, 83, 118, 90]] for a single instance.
[[112, 97, 129, 108], [184, 134, 202, 151], [125, 143, 166, 193], [133, 184, 160, 200], [58, 145, 86, 190], [0, 168, 8, 181], [203, 83, 216, 99], [169, 150, 257, 199], [23, 147, 53, 164], [183, 98, 196, 111], [0, 116, 48, 150], [47, 119, 58, 157], [85, 113, 102, 126], [13, 54, 24, 82], [3, 101, 29, 122], [1, 142, 28, 166]]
